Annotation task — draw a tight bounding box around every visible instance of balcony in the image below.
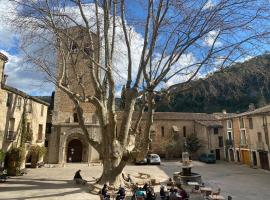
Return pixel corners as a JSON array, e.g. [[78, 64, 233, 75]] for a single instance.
[[240, 141, 248, 148], [257, 142, 265, 150], [6, 131, 16, 141], [225, 139, 234, 147]]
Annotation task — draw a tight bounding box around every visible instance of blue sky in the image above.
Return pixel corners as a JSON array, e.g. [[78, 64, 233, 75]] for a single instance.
[[1, 0, 270, 97]]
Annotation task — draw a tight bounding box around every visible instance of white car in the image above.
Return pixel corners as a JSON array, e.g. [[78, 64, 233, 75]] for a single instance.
[[147, 154, 161, 165]]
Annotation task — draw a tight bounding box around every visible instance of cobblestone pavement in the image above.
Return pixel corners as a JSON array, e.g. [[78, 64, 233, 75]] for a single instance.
[[0, 161, 270, 200]]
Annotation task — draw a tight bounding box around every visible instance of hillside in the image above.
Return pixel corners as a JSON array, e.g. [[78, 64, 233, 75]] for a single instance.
[[156, 54, 270, 113]]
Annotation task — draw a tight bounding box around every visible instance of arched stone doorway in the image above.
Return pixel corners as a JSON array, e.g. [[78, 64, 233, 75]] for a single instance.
[[67, 139, 83, 162]]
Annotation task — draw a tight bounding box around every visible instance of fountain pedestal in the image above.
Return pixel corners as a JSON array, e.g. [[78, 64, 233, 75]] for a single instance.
[[173, 152, 202, 185]]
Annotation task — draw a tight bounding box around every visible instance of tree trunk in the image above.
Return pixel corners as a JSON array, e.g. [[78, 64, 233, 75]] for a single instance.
[[97, 157, 123, 186]]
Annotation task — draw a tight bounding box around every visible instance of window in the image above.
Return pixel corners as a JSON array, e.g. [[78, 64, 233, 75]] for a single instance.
[[27, 101, 32, 113], [214, 128, 219, 134], [41, 105, 44, 116], [161, 126, 165, 137], [73, 113, 78, 123], [263, 116, 267, 126], [240, 130, 247, 144], [9, 118, 15, 131], [6, 93, 12, 107], [227, 131, 233, 141], [7, 118, 15, 140], [239, 117, 245, 128], [38, 124, 43, 141], [17, 97, 22, 109], [27, 122, 31, 133], [45, 140, 49, 147], [248, 118, 253, 129], [227, 120, 232, 129], [218, 136, 223, 147], [183, 126, 186, 137], [70, 42, 79, 53], [258, 132, 262, 142], [46, 123, 52, 134]]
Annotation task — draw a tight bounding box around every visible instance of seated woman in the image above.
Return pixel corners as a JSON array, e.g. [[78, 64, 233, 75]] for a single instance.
[[178, 185, 188, 200], [73, 169, 87, 185], [116, 185, 126, 200]]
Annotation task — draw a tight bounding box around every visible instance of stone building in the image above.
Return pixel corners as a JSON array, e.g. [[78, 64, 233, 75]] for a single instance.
[[45, 26, 229, 165], [0, 52, 49, 163], [223, 105, 270, 170]]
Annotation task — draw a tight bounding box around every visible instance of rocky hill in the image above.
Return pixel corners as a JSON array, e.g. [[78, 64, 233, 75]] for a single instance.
[[156, 54, 270, 113]]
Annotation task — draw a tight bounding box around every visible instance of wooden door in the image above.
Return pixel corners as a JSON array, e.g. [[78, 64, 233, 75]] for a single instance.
[[67, 139, 83, 162], [241, 150, 250, 165]]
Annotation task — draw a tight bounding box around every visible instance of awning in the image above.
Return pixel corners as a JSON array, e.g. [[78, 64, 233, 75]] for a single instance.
[[172, 125, 179, 132]]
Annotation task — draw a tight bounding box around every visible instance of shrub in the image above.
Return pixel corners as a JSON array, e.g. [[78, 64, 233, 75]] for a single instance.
[[29, 145, 46, 168], [6, 147, 26, 176]]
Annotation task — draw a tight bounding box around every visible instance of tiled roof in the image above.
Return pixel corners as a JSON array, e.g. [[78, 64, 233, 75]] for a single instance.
[[195, 120, 223, 128], [2, 84, 49, 106], [235, 105, 270, 117], [116, 112, 218, 121]]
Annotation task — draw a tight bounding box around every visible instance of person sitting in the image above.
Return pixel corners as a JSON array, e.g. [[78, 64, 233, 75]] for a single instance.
[[160, 185, 167, 200], [146, 186, 156, 200], [134, 187, 146, 200], [101, 184, 110, 199], [167, 178, 174, 187], [178, 185, 188, 200], [122, 173, 134, 184], [116, 185, 126, 200], [73, 169, 87, 185]]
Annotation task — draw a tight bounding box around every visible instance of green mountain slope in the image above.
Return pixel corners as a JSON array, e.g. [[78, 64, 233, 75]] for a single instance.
[[157, 54, 270, 113]]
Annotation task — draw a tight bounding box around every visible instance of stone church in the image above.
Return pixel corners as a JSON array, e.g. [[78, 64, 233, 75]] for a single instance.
[[46, 27, 226, 165]]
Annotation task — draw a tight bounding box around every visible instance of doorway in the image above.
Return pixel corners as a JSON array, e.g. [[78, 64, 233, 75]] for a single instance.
[[215, 149, 220, 160], [229, 149, 235, 162], [259, 151, 269, 170], [252, 151, 257, 166], [67, 139, 83, 162]]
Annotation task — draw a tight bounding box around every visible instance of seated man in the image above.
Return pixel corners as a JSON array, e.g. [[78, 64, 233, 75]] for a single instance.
[[102, 184, 111, 199], [73, 169, 87, 185], [167, 178, 174, 187], [116, 185, 126, 200]]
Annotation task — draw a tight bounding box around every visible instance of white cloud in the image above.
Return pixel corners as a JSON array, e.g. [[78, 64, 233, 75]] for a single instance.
[[203, 0, 215, 10], [0, 0, 18, 49], [203, 30, 222, 47], [0, 50, 54, 96]]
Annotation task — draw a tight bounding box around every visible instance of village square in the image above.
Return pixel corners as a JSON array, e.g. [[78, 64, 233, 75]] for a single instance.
[[1, 0, 270, 200]]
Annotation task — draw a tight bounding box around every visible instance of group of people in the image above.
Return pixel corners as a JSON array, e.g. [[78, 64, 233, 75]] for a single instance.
[[131, 183, 157, 200], [160, 178, 188, 200], [73, 170, 187, 200], [101, 183, 126, 200]]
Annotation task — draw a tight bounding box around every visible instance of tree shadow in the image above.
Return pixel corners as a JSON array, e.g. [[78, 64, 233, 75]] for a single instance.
[[1, 177, 92, 200]]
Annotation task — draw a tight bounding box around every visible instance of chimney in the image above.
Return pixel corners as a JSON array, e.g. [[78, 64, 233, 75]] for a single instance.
[[0, 52, 8, 86], [248, 103, 255, 111]]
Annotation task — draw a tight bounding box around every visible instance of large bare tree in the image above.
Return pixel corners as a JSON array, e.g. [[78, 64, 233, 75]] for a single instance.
[[9, 0, 270, 184]]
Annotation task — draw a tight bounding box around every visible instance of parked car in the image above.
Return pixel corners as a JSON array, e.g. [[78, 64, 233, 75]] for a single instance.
[[147, 154, 161, 165], [135, 157, 147, 165], [199, 153, 216, 163], [135, 154, 161, 165]]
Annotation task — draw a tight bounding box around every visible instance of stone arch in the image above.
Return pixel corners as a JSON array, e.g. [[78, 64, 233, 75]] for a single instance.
[[64, 132, 89, 163]]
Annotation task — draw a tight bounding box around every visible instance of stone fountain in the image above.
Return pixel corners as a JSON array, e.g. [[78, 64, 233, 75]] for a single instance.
[[173, 152, 201, 184]]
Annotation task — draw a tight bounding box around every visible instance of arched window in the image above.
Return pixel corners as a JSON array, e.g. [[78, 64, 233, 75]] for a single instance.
[[73, 113, 78, 123]]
